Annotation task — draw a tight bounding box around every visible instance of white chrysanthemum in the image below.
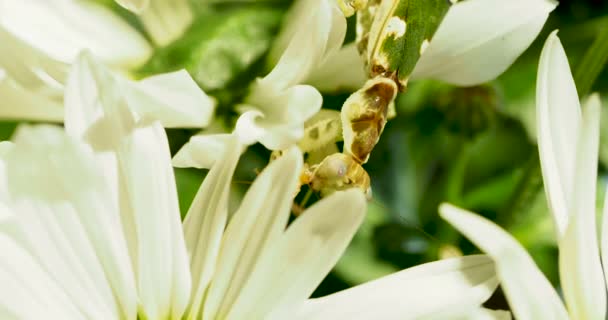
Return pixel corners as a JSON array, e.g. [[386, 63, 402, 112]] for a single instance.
[[440, 31, 607, 320], [0, 38, 502, 320], [176, 0, 557, 167], [0, 0, 208, 126], [0, 123, 500, 320], [232, 0, 345, 150]]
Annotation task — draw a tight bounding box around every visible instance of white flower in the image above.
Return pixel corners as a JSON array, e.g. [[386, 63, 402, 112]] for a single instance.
[[440, 31, 607, 320], [178, 0, 557, 164], [175, 0, 345, 157], [0, 123, 500, 320], [232, 0, 345, 150], [0, 0, 206, 126], [0, 42, 501, 319], [314, 0, 558, 90]]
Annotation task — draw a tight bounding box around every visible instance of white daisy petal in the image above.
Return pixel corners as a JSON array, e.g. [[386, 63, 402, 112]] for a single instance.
[[184, 135, 242, 320], [227, 189, 366, 320], [440, 204, 569, 320], [125, 70, 216, 128], [202, 147, 302, 320], [0, 232, 85, 319], [6, 125, 138, 319], [0, 73, 63, 122], [0, 0, 151, 69], [536, 31, 582, 237], [138, 0, 193, 46], [288, 255, 497, 320], [172, 134, 234, 169], [116, 121, 191, 320], [306, 43, 367, 92], [0, 27, 67, 94], [558, 94, 605, 320], [411, 0, 557, 86], [241, 82, 322, 150], [65, 52, 212, 141], [64, 51, 128, 144], [266, 0, 345, 86]]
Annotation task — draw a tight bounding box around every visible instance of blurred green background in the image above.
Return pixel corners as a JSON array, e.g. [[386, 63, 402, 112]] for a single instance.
[[4, 0, 608, 310]]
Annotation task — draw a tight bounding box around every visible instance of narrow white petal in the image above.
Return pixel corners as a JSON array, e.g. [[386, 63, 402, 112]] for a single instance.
[[125, 70, 216, 128], [242, 82, 322, 150], [411, 0, 557, 86], [536, 31, 582, 238], [202, 147, 302, 320], [0, 27, 67, 94], [7, 125, 138, 319], [115, 0, 150, 13], [116, 122, 191, 320], [306, 43, 367, 92], [184, 136, 242, 320], [64, 51, 124, 142], [266, 0, 345, 86], [228, 190, 367, 320], [440, 204, 569, 320], [65, 53, 210, 140], [0, 0, 151, 68], [172, 134, 234, 169], [287, 255, 497, 320], [0, 233, 85, 319], [0, 73, 63, 122], [558, 94, 606, 320], [139, 0, 193, 46]]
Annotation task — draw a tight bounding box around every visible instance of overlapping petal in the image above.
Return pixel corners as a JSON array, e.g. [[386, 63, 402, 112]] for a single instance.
[[289, 254, 498, 320], [2, 125, 138, 319], [0, 72, 63, 121], [183, 135, 242, 319], [239, 0, 343, 149], [536, 31, 582, 237], [238, 81, 322, 150], [411, 0, 557, 86], [265, 0, 346, 86], [537, 32, 606, 320], [440, 204, 570, 320], [199, 147, 303, 319], [557, 94, 605, 320], [136, 0, 193, 46], [172, 134, 234, 169], [229, 189, 366, 319], [0, 0, 151, 69], [64, 52, 215, 136]]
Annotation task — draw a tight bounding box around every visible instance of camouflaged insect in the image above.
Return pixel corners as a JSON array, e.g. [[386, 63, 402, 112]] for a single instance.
[[293, 0, 453, 202], [358, 0, 452, 88]]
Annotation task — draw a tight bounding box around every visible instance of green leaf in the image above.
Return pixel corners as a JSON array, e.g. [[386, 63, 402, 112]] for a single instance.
[[139, 6, 282, 91], [367, 0, 451, 87]]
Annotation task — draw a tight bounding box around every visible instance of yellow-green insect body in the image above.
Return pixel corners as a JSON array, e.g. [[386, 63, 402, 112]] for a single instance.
[[294, 0, 453, 202]]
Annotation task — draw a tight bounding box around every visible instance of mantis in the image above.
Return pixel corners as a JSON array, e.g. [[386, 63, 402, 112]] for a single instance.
[[292, 0, 454, 201]]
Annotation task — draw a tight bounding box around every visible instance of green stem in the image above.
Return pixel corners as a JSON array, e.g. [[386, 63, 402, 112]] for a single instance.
[[574, 19, 608, 98], [299, 188, 314, 208]]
